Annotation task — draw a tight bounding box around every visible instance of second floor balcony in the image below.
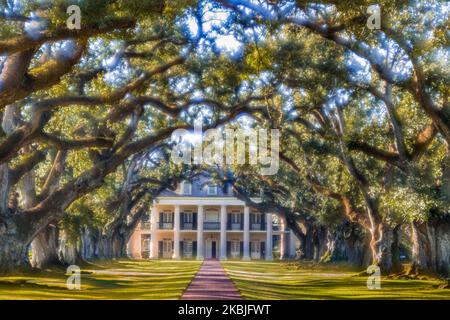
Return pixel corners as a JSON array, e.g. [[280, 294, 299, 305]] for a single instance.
[[159, 222, 174, 230], [151, 220, 280, 232], [227, 222, 243, 231], [181, 222, 197, 230], [203, 221, 220, 230], [250, 223, 266, 231]]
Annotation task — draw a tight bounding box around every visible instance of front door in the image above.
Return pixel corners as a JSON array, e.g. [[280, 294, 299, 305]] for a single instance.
[[205, 239, 217, 259], [211, 241, 217, 259]]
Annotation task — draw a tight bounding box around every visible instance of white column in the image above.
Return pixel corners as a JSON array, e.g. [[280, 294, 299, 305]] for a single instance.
[[243, 206, 250, 260], [220, 205, 227, 260], [280, 216, 286, 260], [289, 230, 297, 258], [197, 205, 204, 260], [150, 206, 158, 259], [265, 213, 273, 260], [172, 205, 180, 259]]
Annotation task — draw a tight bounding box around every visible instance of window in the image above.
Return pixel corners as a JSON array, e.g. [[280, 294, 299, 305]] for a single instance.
[[231, 212, 241, 223], [141, 235, 151, 259], [251, 241, 261, 259], [207, 185, 217, 195], [141, 214, 151, 229], [251, 213, 262, 224], [183, 211, 193, 223], [251, 241, 260, 253], [227, 184, 234, 195], [183, 240, 193, 258], [181, 181, 192, 195], [231, 241, 240, 258], [141, 235, 151, 252], [163, 240, 172, 258], [162, 211, 173, 223]]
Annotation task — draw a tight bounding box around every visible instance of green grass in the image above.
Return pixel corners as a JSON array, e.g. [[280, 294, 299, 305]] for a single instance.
[[2, 259, 448, 300], [222, 261, 450, 300], [0, 260, 202, 300]]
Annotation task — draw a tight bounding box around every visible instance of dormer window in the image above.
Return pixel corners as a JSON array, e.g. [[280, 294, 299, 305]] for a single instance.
[[227, 183, 234, 196], [181, 181, 192, 195], [207, 185, 218, 195]]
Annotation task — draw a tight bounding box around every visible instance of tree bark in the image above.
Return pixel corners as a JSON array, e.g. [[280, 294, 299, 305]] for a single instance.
[[318, 222, 372, 266], [30, 224, 60, 268], [0, 229, 29, 273], [295, 221, 314, 259], [411, 216, 450, 276], [97, 228, 130, 260], [80, 226, 101, 260], [58, 231, 84, 266]]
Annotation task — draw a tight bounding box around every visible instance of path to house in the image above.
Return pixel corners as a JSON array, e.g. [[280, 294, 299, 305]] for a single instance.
[[181, 260, 242, 300]]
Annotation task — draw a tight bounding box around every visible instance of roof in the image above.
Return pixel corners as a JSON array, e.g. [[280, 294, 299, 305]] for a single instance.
[[158, 172, 234, 198]]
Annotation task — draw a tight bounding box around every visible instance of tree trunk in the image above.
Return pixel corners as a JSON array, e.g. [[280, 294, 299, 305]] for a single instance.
[[111, 232, 128, 258], [411, 220, 436, 274], [391, 224, 402, 273], [319, 229, 338, 263], [31, 224, 60, 268], [296, 221, 315, 259], [434, 216, 450, 276], [0, 209, 51, 272], [80, 227, 101, 260], [369, 222, 399, 274], [313, 226, 327, 261], [0, 230, 29, 273], [100, 230, 129, 259], [320, 222, 371, 266], [58, 232, 84, 266], [411, 216, 450, 276]]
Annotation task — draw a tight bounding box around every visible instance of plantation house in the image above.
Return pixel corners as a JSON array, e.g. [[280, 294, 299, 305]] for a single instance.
[[128, 175, 297, 260]]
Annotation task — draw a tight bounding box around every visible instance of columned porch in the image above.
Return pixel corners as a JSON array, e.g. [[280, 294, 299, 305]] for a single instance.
[[130, 199, 297, 261]]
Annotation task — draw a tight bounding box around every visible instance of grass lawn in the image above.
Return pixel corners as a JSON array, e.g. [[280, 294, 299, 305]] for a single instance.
[[0, 260, 202, 300], [222, 261, 450, 300]]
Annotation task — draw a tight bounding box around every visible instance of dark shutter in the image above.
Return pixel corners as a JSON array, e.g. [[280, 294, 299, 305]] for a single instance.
[[240, 213, 244, 230], [172, 241, 174, 250], [182, 212, 186, 229], [158, 241, 163, 258], [193, 241, 197, 257], [239, 241, 243, 258], [159, 212, 163, 227], [261, 214, 266, 230], [226, 241, 231, 257], [261, 241, 265, 258], [193, 213, 198, 230], [180, 241, 184, 258], [227, 213, 231, 229]]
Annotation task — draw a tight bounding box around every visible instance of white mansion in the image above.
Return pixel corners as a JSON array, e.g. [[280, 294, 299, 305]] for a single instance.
[[128, 174, 298, 260]]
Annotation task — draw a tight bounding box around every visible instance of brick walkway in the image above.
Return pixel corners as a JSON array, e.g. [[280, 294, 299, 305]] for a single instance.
[[181, 260, 242, 300]]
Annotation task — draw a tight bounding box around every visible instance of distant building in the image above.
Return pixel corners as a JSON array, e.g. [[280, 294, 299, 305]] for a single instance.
[[128, 173, 297, 260]]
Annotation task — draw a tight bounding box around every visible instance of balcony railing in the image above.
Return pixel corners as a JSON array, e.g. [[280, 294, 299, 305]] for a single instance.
[[227, 222, 243, 231], [250, 223, 266, 231], [181, 222, 197, 230], [159, 222, 174, 230], [204, 222, 220, 230]]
